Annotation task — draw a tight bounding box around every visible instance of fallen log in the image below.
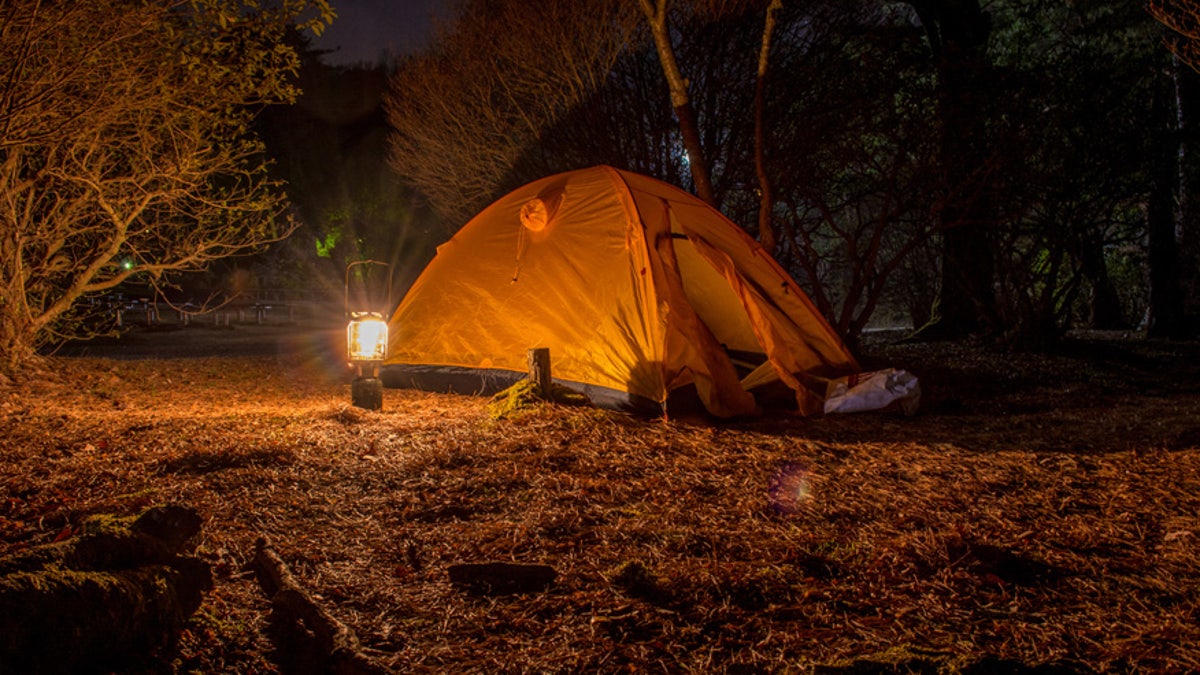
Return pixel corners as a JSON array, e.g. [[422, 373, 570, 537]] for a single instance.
[[0, 503, 202, 576], [0, 504, 211, 674], [250, 537, 394, 675], [448, 561, 557, 595]]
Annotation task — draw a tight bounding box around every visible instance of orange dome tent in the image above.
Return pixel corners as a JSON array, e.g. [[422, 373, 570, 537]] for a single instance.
[[381, 166, 858, 417]]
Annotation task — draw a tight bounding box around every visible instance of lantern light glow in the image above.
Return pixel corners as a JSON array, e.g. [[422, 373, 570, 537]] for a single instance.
[[347, 313, 388, 362]]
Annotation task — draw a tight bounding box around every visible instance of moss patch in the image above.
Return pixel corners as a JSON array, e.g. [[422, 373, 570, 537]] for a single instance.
[[486, 379, 590, 419]]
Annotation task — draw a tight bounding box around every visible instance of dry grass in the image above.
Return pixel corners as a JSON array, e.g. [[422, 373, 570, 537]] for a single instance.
[[3, 326, 1200, 673]]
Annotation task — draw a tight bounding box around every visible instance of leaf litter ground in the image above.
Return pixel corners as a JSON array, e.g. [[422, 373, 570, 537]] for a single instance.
[[2, 325, 1199, 673]]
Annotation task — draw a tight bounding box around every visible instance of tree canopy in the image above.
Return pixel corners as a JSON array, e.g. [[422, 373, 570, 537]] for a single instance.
[[385, 0, 635, 226], [385, 0, 1195, 349], [0, 0, 332, 374]]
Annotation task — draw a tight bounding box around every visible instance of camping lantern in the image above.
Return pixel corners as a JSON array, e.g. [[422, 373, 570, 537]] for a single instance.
[[347, 313, 387, 362], [345, 261, 391, 410]]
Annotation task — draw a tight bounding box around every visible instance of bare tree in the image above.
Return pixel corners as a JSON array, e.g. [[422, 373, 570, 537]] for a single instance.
[[632, 0, 789, 233], [756, 4, 946, 348], [386, 0, 635, 225], [0, 0, 332, 374], [635, 0, 719, 206]]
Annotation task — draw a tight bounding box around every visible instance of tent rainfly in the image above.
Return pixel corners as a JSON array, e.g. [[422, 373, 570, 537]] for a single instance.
[[381, 165, 859, 418]]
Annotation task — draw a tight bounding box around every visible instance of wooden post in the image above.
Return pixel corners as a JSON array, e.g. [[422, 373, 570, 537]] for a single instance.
[[527, 347, 551, 397]]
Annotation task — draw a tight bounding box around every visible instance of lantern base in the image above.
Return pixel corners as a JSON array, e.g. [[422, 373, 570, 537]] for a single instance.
[[351, 377, 383, 410]]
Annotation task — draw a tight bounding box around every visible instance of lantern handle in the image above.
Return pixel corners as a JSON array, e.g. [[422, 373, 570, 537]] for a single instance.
[[344, 260, 392, 317]]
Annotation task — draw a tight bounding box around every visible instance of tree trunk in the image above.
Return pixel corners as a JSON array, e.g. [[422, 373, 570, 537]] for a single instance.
[[637, 0, 718, 207], [909, 0, 997, 340], [1077, 235, 1127, 330], [0, 306, 38, 379], [1175, 56, 1200, 337], [1147, 63, 1185, 339], [754, 0, 783, 254]]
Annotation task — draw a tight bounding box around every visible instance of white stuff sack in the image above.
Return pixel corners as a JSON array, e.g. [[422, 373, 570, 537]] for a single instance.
[[824, 368, 921, 416]]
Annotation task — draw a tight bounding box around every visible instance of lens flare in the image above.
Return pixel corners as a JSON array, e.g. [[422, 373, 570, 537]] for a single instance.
[[768, 461, 812, 514]]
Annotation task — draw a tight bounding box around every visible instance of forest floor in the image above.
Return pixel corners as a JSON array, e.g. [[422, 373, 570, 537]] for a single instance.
[[3, 323, 1200, 673]]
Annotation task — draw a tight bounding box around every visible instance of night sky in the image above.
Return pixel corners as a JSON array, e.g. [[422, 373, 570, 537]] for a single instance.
[[313, 0, 449, 65]]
